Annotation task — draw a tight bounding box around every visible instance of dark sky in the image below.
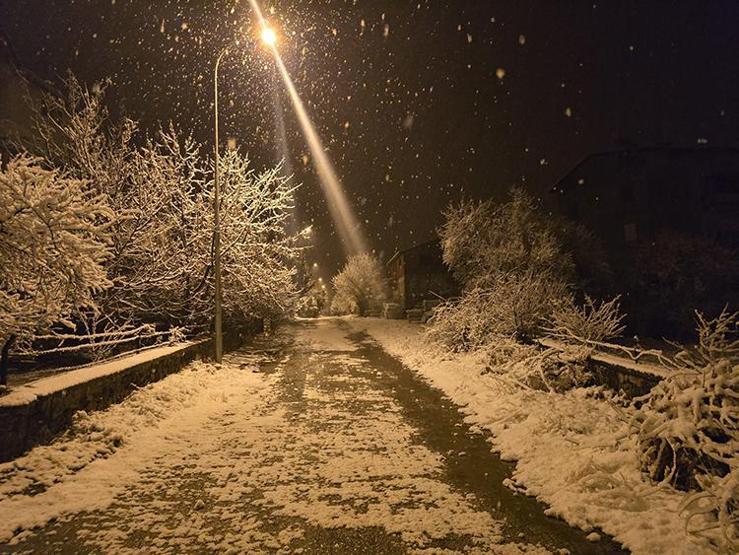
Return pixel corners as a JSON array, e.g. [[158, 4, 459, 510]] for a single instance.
[[2, 0, 738, 277]]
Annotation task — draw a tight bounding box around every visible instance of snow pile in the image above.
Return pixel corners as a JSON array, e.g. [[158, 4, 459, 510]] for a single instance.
[[349, 318, 724, 554], [632, 309, 738, 551], [2, 323, 548, 553], [0, 357, 268, 539]]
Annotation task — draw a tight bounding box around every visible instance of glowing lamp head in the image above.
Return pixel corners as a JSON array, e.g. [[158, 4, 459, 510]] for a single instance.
[[261, 27, 277, 47]]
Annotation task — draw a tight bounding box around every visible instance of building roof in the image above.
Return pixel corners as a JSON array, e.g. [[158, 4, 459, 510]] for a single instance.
[[386, 239, 440, 267], [551, 146, 739, 194]]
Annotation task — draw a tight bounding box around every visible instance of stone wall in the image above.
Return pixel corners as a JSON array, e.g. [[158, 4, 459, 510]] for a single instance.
[[0, 340, 216, 462], [537, 337, 663, 398], [587, 358, 661, 398]]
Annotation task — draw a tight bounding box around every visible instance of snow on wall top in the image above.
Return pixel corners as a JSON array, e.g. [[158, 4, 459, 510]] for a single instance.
[[0, 341, 204, 408]]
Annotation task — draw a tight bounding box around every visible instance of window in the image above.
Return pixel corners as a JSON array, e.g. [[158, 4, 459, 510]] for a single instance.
[[624, 223, 638, 242]]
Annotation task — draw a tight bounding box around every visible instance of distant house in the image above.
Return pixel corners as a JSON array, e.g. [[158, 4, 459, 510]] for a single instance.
[[552, 147, 739, 253], [552, 146, 739, 337], [386, 240, 459, 310]]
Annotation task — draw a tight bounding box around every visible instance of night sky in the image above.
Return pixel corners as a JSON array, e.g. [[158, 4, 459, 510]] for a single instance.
[[2, 0, 738, 277]]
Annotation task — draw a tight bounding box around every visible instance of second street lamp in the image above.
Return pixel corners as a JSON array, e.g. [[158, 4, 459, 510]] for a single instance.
[[212, 26, 278, 363]]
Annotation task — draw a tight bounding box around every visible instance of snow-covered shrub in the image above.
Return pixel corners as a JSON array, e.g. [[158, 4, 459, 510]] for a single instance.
[[479, 336, 595, 393], [491, 295, 627, 393], [0, 155, 113, 382], [680, 468, 738, 552], [331, 253, 387, 316], [546, 295, 626, 346], [430, 188, 573, 351], [633, 308, 738, 548], [439, 188, 574, 290], [426, 273, 569, 350], [20, 74, 301, 334]]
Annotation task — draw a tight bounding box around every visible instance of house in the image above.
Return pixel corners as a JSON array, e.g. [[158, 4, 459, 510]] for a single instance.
[[386, 240, 459, 311], [552, 146, 739, 252], [552, 146, 739, 337]]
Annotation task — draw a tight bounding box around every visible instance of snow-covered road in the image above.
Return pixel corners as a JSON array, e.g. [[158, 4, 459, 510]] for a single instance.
[[0, 319, 621, 553]]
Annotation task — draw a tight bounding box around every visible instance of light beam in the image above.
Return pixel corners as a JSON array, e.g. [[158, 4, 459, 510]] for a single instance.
[[249, 0, 368, 255], [261, 27, 277, 47]]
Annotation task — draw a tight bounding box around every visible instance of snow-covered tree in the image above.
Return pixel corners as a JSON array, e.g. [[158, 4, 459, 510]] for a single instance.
[[296, 280, 328, 318], [432, 188, 572, 344], [0, 155, 113, 383], [216, 150, 301, 322], [22, 73, 134, 193], [439, 188, 573, 290], [96, 131, 301, 328], [331, 253, 387, 316], [20, 75, 302, 334], [97, 126, 212, 327]]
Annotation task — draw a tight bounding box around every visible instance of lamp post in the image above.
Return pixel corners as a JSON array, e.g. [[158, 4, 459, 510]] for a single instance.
[[212, 26, 278, 363], [213, 46, 227, 363]]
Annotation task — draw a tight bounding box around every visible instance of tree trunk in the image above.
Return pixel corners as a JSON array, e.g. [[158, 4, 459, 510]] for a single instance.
[[1, 336, 16, 387], [357, 298, 367, 317]]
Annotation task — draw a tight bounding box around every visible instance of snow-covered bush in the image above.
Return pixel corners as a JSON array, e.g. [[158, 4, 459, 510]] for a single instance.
[[680, 468, 738, 552], [546, 295, 626, 346], [483, 340, 594, 393], [430, 189, 572, 350], [439, 188, 573, 290], [20, 74, 301, 335], [0, 155, 113, 382], [426, 273, 569, 350], [633, 308, 738, 550], [331, 253, 387, 316], [429, 190, 630, 392], [488, 295, 627, 392]]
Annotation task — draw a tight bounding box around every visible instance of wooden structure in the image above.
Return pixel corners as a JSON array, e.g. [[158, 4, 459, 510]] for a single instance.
[[386, 240, 459, 310]]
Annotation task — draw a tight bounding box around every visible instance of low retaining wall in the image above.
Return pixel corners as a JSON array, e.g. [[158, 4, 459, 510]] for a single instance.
[[587, 357, 661, 398], [0, 339, 214, 462], [0, 317, 264, 462], [537, 338, 663, 398]]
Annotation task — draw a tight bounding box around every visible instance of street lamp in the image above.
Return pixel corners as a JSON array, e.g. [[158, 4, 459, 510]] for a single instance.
[[261, 27, 277, 47], [212, 26, 278, 363]]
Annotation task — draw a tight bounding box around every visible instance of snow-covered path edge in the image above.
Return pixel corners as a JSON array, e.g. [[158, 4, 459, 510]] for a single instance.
[[0, 358, 270, 543], [347, 318, 715, 555]]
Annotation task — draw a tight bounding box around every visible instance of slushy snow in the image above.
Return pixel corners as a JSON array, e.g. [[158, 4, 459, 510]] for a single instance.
[[347, 317, 721, 555]]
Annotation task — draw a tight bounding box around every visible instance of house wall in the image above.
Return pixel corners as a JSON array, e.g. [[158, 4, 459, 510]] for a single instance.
[[387, 242, 459, 310], [556, 149, 739, 252], [554, 148, 739, 337]]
